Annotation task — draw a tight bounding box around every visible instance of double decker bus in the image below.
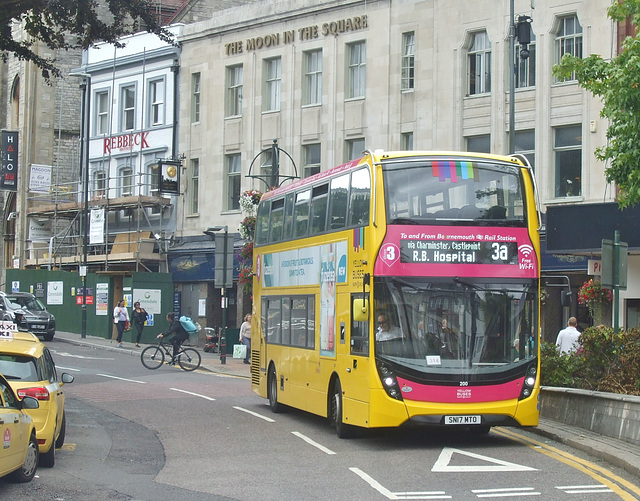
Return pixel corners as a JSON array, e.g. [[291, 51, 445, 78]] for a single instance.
[[251, 150, 540, 437]]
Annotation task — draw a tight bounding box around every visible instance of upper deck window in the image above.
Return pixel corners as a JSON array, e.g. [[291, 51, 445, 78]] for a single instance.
[[383, 159, 525, 226]]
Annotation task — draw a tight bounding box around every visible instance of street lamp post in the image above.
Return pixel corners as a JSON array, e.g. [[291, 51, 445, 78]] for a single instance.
[[70, 70, 91, 338]]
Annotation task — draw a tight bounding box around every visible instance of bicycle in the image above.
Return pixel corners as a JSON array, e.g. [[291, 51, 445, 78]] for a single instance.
[[140, 338, 202, 371]]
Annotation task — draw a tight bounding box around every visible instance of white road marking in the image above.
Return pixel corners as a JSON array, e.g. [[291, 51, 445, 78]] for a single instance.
[[53, 351, 114, 360], [96, 374, 146, 384], [55, 365, 81, 372], [556, 484, 613, 494], [350, 467, 451, 500], [170, 388, 216, 401], [432, 447, 537, 472], [291, 431, 336, 455], [233, 406, 275, 422], [472, 487, 540, 498]]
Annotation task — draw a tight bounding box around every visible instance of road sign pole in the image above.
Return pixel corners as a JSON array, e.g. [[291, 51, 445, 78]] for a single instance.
[[613, 230, 620, 333]]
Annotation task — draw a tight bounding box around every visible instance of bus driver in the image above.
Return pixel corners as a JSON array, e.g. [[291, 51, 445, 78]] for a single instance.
[[376, 313, 403, 341]]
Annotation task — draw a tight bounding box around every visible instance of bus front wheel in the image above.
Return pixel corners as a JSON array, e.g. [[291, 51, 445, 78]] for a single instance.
[[268, 365, 284, 413], [330, 379, 355, 438]]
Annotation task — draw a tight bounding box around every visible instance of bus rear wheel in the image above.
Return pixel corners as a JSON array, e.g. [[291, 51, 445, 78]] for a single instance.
[[268, 365, 284, 413], [330, 379, 355, 438]]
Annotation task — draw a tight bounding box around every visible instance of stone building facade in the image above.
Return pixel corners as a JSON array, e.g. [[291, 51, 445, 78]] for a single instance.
[[176, 0, 632, 335]]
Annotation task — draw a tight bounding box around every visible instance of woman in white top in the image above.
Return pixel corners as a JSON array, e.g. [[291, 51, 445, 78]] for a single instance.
[[239, 314, 252, 364], [113, 299, 130, 348]]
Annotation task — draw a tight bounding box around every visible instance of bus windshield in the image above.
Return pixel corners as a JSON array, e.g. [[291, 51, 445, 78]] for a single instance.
[[382, 158, 526, 225], [373, 277, 537, 373]]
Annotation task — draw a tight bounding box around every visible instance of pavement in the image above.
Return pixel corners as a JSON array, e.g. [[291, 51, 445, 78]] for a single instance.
[[54, 330, 640, 482]]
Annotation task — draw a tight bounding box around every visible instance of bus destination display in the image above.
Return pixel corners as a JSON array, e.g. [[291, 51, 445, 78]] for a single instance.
[[400, 239, 518, 265]]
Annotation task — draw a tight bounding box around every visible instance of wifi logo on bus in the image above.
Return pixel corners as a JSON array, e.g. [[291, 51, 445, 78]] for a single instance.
[[519, 244, 534, 257]]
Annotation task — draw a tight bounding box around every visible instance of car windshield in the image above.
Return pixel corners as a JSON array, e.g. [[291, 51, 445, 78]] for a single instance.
[[373, 277, 538, 374], [0, 355, 40, 382], [7, 295, 46, 311]]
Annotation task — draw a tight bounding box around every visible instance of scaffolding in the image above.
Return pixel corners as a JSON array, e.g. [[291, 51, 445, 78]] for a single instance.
[[24, 170, 173, 272]]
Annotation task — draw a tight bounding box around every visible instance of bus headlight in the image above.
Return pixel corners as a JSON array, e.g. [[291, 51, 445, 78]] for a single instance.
[[376, 362, 403, 401], [519, 363, 537, 400]]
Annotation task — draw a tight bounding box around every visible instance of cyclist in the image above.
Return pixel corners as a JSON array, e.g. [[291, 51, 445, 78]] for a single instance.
[[157, 313, 189, 363]]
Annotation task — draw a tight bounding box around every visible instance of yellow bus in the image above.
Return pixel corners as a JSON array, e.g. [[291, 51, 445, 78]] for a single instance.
[[251, 150, 541, 437]]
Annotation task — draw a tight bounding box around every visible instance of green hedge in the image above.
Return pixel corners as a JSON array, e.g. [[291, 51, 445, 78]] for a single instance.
[[541, 326, 640, 395]]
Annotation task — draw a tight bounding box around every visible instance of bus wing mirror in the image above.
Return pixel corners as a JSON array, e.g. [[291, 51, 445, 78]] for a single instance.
[[561, 290, 572, 307], [353, 298, 369, 322]]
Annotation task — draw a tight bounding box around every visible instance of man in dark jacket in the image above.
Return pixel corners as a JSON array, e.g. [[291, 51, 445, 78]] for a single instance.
[[157, 312, 189, 362]]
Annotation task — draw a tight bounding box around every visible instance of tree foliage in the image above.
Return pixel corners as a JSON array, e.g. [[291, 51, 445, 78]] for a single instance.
[[553, 0, 640, 207], [1, 0, 175, 79]]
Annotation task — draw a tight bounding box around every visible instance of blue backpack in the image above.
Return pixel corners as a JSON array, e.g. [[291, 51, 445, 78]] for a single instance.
[[179, 316, 200, 334]]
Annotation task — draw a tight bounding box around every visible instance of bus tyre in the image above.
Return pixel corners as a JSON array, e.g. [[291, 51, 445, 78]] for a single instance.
[[330, 379, 355, 438], [268, 365, 284, 413]]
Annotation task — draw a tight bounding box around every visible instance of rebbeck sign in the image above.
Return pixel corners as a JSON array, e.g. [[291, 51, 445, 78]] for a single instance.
[[103, 131, 150, 154], [1, 130, 19, 191]]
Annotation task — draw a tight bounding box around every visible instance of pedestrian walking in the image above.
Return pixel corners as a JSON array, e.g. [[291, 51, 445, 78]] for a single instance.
[[239, 313, 252, 364], [113, 299, 129, 348], [131, 302, 149, 347], [556, 316, 581, 354]]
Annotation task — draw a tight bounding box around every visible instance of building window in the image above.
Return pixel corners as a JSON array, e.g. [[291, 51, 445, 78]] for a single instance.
[[516, 31, 536, 88], [226, 65, 243, 117], [303, 49, 322, 106], [119, 166, 134, 197], [515, 130, 535, 169], [190, 159, 199, 214], [401, 132, 414, 150], [263, 57, 281, 112], [148, 79, 164, 126], [346, 41, 366, 99], [466, 134, 490, 153], [226, 154, 241, 211], [401, 32, 415, 91], [92, 170, 106, 199], [468, 31, 491, 95], [191, 73, 201, 123], [555, 15, 583, 82], [96, 91, 109, 135], [554, 125, 582, 198], [346, 138, 365, 161], [121, 85, 135, 131], [302, 144, 321, 178], [259, 149, 276, 185]]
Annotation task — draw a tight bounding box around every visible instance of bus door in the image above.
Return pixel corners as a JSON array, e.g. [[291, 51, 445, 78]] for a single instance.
[[337, 293, 371, 428]]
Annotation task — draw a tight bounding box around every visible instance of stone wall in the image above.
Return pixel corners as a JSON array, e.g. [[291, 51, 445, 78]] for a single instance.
[[540, 387, 640, 446]]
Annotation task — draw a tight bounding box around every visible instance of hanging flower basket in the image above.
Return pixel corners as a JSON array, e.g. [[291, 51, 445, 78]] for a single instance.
[[238, 267, 255, 295], [236, 241, 254, 268], [578, 279, 612, 325], [239, 216, 256, 240], [239, 189, 262, 215]]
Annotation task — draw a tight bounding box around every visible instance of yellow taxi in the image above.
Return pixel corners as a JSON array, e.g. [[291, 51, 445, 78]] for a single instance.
[[0, 330, 73, 468], [0, 372, 39, 482]]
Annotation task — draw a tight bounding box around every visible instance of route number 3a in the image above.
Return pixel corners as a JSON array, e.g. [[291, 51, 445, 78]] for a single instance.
[[491, 243, 509, 261]]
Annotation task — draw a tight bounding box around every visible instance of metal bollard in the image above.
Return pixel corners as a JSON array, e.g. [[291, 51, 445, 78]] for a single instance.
[[219, 334, 226, 364]]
